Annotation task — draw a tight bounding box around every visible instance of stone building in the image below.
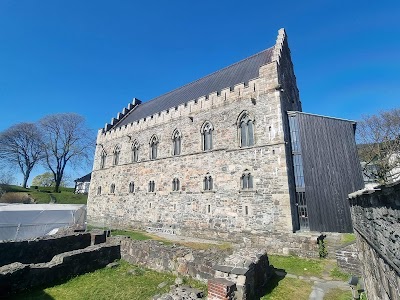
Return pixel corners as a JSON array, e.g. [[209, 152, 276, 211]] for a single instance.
[[87, 29, 363, 240]]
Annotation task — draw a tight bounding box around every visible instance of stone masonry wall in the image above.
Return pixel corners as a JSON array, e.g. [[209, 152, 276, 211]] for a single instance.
[[349, 182, 400, 300], [118, 237, 230, 282], [335, 242, 361, 276], [0, 244, 121, 297], [87, 29, 302, 238], [0, 233, 91, 267]]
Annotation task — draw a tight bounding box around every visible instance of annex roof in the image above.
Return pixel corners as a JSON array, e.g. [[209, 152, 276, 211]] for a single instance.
[[114, 47, 274, 129], [74, 172, 92, 183]]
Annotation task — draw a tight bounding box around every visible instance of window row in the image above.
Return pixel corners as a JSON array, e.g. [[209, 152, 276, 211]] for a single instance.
[[100, 112, 254, 169], [95, 173, 254, 195]]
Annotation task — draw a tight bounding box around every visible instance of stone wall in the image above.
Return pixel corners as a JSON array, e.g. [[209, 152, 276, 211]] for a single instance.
[[87, 29, 302, 237], [349, 182, 400, 300], [118, 237, 230, 281], [0, 244, 121, 297], [335, 243, 361, 275], [0, 233, 92, 267]]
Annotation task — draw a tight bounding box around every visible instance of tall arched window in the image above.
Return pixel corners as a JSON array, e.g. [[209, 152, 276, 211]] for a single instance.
[[201, 121, 213, 151], [148, 180, 155, 192], [238, 113, 254, 147], [172, 129, 181, 156], [129, 181, 135, 193], [132, 141, 139, 162], [172, 178, 180, 191], [113, 145, 121, 165], [203, 174, 213, 191], [241, 171, 254, 189], [110, 183, 115, 194], [100, 150, 107, 169], [97, 186, 102, 195], [150, 136, 158, 160]]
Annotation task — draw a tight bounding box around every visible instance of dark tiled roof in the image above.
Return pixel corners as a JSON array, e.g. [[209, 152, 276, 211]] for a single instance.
[[115, 47, 274, 128], [74, 172, 92, 183]]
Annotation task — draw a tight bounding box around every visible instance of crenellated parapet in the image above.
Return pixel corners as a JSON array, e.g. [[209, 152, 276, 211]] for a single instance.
[[272, 28, 287, 65], [103, 98, 142, 132]]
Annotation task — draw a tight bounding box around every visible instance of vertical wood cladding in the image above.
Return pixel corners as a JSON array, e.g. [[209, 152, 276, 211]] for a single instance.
[[294, 113, 364, 232]]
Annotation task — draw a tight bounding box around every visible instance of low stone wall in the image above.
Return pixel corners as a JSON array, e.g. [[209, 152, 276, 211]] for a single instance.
[[0, 243, 121, 297], [118, 237, 231, 282], [349, 182, 400, 300], [335, 243, 361, 275], [0, 232, 92, 267]]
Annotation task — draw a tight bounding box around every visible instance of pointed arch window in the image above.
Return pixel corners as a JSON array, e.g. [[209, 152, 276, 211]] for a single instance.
[[113, 145, 121, 165], [150, 136, 158, 160], [201, 121, 214, 151], [238, 113, 254, 147], [100, 150, 107, 169], [241, 171, 254, 189], [172, 130, 181, 156], [110, 183, 115, 194], [148, 180, 155, 192], [172, 178, 180, 191], [203, 174, 213, 191], [129, 181, 135, 193], [132, 141, 139, 162]]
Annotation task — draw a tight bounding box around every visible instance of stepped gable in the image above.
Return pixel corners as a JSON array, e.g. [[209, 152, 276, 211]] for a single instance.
[[113, 47, 274, 129]]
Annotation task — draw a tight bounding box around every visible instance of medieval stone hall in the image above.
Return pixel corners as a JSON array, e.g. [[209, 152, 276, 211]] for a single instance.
[[87, 29, 364, 241]]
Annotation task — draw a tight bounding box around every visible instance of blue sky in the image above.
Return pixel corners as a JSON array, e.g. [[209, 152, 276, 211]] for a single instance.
[[1, 0, 399, 185]]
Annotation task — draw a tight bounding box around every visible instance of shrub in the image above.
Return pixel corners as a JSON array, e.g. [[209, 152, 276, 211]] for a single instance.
[[0, 192, 33, 204]]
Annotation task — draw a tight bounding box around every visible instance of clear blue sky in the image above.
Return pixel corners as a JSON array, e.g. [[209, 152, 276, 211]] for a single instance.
[[1, 0, 399, 184]]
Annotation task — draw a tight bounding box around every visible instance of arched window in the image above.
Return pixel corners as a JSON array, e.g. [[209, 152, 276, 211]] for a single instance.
[[113, 145, 121, 165], [110, 183, 115, 194], [238, 113, 254, 147], [203, 174, 213, 191], [172, 129, 181, 156], [201, 121, 213, 151], [129, 181, 135, 193], [148, 180, 155, 192], [149, 136, 158, 160], [100, 150, 107, 169], [241, 171, 254, 189], [97, 186, 102, 195], [172, 178, 180, 191], [132, 141, 139, 162]]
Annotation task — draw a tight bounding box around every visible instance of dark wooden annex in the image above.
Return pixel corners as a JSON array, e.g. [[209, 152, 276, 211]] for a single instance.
[[288, 111, 364, 233]]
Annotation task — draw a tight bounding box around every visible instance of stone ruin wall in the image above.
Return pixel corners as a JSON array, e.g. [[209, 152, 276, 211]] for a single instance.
[[349, 182, 400, 300]]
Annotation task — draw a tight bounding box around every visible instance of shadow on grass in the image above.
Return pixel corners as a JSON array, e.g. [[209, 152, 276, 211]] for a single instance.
[[12, 289, 55, 300], [256, 267, 287, 299]]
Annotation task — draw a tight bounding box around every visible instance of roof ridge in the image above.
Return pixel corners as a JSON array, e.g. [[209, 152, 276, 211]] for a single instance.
[[145, 46, 274, 103]]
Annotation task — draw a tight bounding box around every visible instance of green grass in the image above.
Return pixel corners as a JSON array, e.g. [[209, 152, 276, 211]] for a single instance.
[[261, 276, 312, 300], [341, 233, 356, 244], [15, 260, 206, 300], [268, 255, 325, 277], [330, 266, 351, 281], [0, 184, 87, 204], [111, 229, 152, 240], [323, 288, 352, 300]]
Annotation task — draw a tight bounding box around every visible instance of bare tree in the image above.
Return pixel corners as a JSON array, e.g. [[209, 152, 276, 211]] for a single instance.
[[39, 113, 94, 192], [357, 108, 400, 184], [0, 123, 43, 188]]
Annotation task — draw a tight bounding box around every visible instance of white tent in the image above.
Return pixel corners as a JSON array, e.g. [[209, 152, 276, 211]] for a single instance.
[[0, 204, 86, 241]]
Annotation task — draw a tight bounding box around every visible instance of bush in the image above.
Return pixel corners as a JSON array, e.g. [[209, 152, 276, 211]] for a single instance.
[[0, 192, 33, 204]]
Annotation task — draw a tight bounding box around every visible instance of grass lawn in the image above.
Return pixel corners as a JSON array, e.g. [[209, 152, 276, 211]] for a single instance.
[[0, 184, 87, 204], [14, 260, 207, 300], [268, 254, 326, 277], [323, 288, 353, 300], [261, 276, 313, 300]]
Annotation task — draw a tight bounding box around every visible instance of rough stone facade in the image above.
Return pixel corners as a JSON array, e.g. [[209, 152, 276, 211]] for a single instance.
[[87, 29, 302, 238], [335, 242, 361, 276], [349, 182, 400, 300]]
